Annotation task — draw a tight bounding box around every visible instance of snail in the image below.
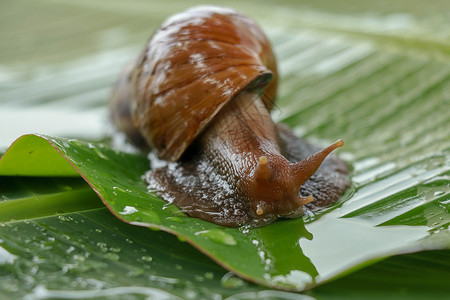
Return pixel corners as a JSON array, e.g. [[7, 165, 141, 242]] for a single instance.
[[109, 6, 350, 227]]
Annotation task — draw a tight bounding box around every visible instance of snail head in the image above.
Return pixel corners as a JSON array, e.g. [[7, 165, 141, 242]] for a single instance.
[[249, 140, 344, 220]]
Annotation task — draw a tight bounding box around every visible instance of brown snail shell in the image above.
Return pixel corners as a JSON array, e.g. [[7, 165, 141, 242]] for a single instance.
[[111, 6, 277, 161], [110, 6, 350, 227]]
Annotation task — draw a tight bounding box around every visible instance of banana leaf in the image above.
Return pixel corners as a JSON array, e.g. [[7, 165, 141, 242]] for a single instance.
[[1, 0, 449, 298]]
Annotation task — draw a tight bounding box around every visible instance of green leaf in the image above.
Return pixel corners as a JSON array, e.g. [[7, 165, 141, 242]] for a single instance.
[[1, 132, 449, 292], [0, 177, 253, 299], [1, 178, 449, 299], [0, 135, 79, 177], [1, 0, 450, 297], [0, 176, 103, 222], [308, 250, 450, 300], [1, 177, 449, 299]]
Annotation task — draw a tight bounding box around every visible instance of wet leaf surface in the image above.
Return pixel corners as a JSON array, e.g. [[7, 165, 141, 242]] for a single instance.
[[1, 0, 449, 298], [1, 176, 449, 299], [1, 133, 449, 293]]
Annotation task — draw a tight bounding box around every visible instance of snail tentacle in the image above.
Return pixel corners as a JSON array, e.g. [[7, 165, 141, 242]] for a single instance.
[[255, 156, 272, 182], [292, 140, 345, 187]]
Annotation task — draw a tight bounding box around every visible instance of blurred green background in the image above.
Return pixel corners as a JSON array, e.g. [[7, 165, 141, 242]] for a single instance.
[[1, 0, 449, 150]]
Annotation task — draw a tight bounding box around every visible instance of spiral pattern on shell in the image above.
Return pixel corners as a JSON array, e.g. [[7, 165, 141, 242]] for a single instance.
[[127, 6, 278, 161]]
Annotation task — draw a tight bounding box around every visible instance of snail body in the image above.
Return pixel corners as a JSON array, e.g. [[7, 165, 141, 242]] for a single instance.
[[110, 6, 350, 227]]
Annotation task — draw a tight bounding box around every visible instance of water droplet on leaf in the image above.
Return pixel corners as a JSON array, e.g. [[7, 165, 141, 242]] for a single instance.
[[221, 272, 246, 288], [195, 229, 237, 246]]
